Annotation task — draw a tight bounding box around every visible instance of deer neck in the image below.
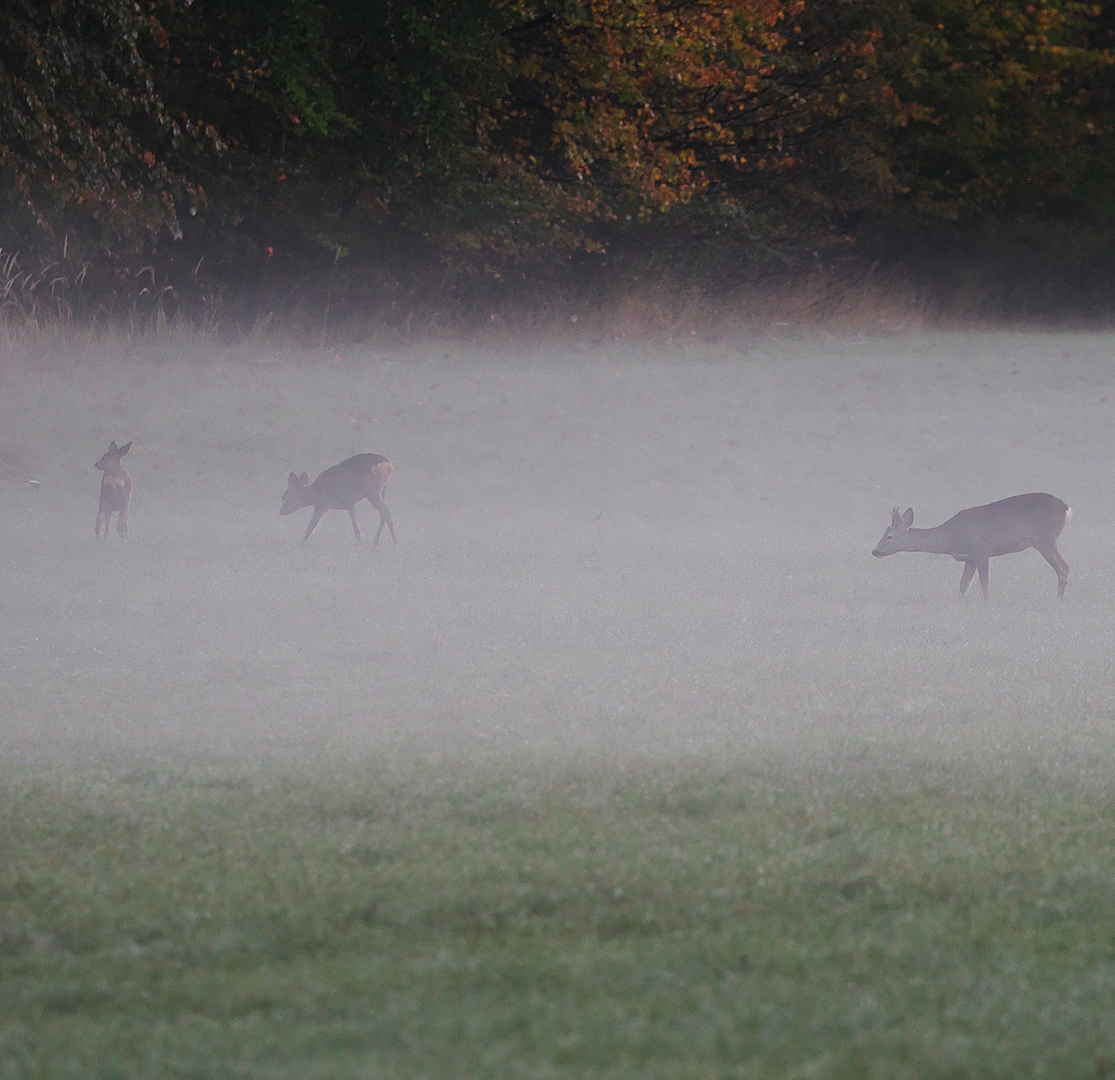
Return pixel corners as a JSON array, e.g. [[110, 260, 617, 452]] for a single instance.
[[902, 524, 957, 556]]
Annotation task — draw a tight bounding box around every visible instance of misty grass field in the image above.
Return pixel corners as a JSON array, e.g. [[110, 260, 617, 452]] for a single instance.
[[2, 331, 1115, 1077]]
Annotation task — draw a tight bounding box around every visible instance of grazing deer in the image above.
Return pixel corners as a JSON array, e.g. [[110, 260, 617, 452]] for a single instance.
[[95, 440, 132, 538], [872, 493, 1071, 600], [280, 453, 397, 545]]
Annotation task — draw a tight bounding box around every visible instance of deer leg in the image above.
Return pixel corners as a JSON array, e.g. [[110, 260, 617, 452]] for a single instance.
[[348, 507, 363, 542], [977, 558, 989, 600], [368, 493, 397, 546], [117, 506, 128, 538], [302, 506, 326, 542], [958, 562, 977, 597], [96, 509, 106, 538], [1036, 543, 1070, 599]]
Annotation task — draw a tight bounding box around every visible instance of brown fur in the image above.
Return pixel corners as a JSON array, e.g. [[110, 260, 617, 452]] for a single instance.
[[280, 453, 396, 545], [872, 493, 1071, 599], [95, 441, 132, 538]]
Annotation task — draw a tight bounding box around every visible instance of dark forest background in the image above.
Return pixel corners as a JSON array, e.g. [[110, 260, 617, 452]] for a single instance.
[[3, 0, 1115, 335]]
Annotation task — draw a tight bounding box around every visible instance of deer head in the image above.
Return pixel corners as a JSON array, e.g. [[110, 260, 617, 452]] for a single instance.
[[872, 507, 913, 557], [280, 470, 311, 515], [95, 441, 131, 471]]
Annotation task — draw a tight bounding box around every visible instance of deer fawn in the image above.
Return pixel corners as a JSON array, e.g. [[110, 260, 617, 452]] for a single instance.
[[872, 493, 1071, 599], [280, 453, 397, 545], [95, 441, 132, 538]]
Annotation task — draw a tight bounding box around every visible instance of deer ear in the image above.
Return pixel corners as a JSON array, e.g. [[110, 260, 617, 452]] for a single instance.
[[117, 441, 131, 456], [901, 507, 914, 528], [891, 507, 901, 525], [299, 471, 309, 485], [288, 472, 299, 487], [108, 441, 118, 454]]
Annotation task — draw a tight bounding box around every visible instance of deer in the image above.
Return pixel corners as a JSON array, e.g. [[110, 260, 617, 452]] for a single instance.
[[872, 493, 1071, 600], [280, 453, 397, 545], [95, 440, 132, 538]]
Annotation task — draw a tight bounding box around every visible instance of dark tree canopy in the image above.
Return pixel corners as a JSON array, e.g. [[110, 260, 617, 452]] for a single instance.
[[1, 0, 1112, 282]]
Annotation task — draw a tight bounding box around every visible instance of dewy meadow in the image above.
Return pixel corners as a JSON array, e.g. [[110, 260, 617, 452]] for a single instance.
[[1, 329, 1114, 1078]]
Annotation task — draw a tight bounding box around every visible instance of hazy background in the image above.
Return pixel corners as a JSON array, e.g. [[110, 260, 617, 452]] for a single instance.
[[1, 331, 1111, 783]]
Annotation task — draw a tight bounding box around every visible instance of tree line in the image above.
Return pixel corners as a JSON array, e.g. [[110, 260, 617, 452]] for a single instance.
[[2, 0, 1113, 322]]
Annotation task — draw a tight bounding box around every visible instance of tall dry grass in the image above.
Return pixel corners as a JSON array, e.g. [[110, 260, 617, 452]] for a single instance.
[[4, 234, 1112, 361], [0, 246, 936, 360]]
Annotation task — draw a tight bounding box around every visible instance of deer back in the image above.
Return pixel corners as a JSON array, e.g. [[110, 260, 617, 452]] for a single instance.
[[313, 454, 392, 508], [947, 493, 1070, 555]]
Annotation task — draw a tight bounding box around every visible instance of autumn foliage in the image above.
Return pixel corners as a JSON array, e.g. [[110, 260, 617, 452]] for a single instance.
[[0, 0, 1113, 304]]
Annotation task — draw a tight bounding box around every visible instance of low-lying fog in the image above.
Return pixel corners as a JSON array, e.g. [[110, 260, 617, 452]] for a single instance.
[[2, 332, 1112, 780]]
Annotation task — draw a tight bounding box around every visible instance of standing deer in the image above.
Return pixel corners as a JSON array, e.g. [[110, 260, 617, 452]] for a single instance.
[[95, 440, 132, 538], [280, 453, 397, 545], [872, 493, 1071, 599]]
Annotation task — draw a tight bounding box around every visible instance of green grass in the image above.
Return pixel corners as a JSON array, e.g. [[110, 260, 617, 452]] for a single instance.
[[4, 330, 1115, 1078], [2, 761, 1114, 1078]]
